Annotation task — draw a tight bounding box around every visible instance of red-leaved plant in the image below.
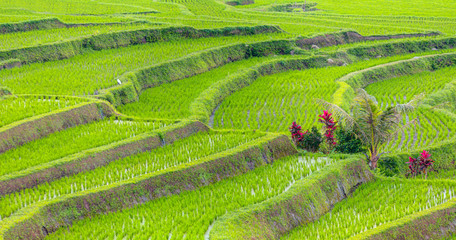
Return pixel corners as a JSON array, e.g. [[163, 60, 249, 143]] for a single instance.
[[289, 122, 322, 152], [289, 121, 304, 144], [407, 150, 434, 179], [318, 110, 338, 150]]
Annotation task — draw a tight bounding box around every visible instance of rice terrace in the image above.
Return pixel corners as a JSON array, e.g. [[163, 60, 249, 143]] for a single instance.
[[2, 0, 456, 239]]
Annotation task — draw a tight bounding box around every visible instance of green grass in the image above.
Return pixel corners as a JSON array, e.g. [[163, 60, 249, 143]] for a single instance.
[[382, 108, 456, 153], [283, 178, 456, 239], [0, 131, 264, 220], [1, 0, 456, 238], [0, 119, 167, 177], [364, 67, 456, 152], [118, 55, 299, 119], [0, 96, 87, 128], [0, 23, 160, 51], [0, 0, 160, 15], [238, 0, 456, 18], [366, 66, 456, 108], [0, 33, 290, 95], [213, 52, 452, 134], [45, 154, 336, 240]]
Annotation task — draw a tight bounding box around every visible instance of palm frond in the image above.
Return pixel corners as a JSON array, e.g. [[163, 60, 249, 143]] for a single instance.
[[395, 93, 425, 114], [429, 101, 450, 110], [376, 107, 401, 143], [356, 88, 378, 104], [386, 117, 417, 143], [314, 98, 355, 128]]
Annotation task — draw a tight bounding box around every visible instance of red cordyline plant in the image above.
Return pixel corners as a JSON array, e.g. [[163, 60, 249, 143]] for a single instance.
[[407, 150, 434, 179], [289, 122, 305, 144], [289, 122, 321, 152], [318, 110, 338, 149]]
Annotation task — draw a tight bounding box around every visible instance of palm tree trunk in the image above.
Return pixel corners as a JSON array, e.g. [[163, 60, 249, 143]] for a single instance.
[[369, 148, 379, 170], [370, 157, 378, 169]]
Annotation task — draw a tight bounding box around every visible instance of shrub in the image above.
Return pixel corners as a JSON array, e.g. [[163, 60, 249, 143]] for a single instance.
[[318, 110, 338, 151], [299, 127, 323, 152], [289, 122, 322, 152], [289, 121, 304, 145], [334, 128, 364, 154], [407, 150, 434, 179]]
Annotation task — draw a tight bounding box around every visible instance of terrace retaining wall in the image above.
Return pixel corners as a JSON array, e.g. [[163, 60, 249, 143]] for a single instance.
[[0, 25, 282, 64], [101, 32, 451, 108], [0, 101, 115, 154], [210, 158, 374, 239], [353, 190, 456, 240], [296, 31, 439, 50], [0, 134, 297, 240], [0, 59, 21, 70], [348, 37, 456, 58], [0, 121, 208, 196], [0, 18, 147, 34], [340, 52, 456, 89]]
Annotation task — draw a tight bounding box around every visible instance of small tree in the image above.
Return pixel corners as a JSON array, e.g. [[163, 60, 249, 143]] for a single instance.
[[316, 89, 422, 169]]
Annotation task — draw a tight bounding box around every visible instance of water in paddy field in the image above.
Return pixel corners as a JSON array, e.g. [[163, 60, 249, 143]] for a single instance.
[[1, 1, 456, 239]]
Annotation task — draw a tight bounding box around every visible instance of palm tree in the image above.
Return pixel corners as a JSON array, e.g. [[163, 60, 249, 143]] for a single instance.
[[316, 89, 422, 169]]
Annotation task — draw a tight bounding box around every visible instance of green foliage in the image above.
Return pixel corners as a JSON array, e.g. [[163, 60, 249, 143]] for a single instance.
[[214, 53, 438, 134], [2, 1, 456, 239], [47, 154, 336, 239], [0, 32, 288, 96], [211, 157, 372, 240], [284, 178, 456, 239], [0, 96, 87, 128], [118, 56, 286, 119], [319, 89, 421, 169], [0, 119, 165, 177], [377, 156, 402, 177], [299, 127, 323, 152], [0, 131, 265, 219], [334, 127, 364, 154]]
